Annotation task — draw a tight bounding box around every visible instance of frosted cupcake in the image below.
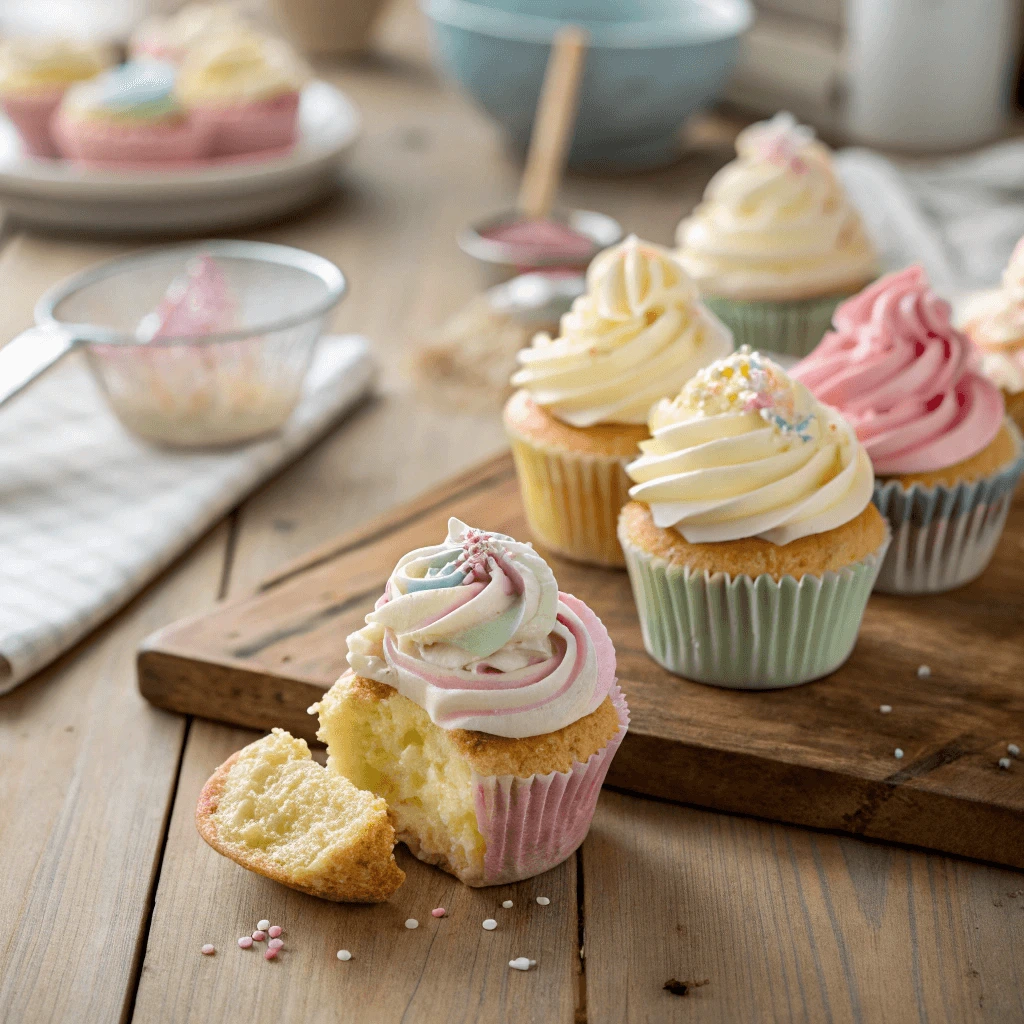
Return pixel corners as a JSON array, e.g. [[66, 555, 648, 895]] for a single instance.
[[0, 38, 110, 158], [960, 238, 1024, 431], [676, 112, 877, 358], [317, 518, 629, 886], [176, 31, 307, 157], [130, 3, 251, 65], [619, 347, 888, 688], [53, 61, 209, 166], [504, 236, 732, 567], [793, 266, 1022, 594]]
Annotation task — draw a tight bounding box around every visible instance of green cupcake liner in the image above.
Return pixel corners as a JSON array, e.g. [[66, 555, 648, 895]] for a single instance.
[[618, 523, 889, 689], [703, 292, 856, 360]]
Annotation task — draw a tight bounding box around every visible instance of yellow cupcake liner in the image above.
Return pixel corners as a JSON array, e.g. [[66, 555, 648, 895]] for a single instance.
[[507, 432, 631, 568]]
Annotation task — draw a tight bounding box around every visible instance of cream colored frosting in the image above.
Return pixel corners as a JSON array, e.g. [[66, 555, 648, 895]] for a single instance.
[[626, 347, 874, 545], [0, 38, 109, 96], [675, 112, 877, 301], [131, 3, 250, 64], [176, 31, 308, 105], [511, 236, 733, 428]]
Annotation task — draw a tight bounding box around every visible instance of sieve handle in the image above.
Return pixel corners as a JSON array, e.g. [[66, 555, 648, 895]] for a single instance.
[[0, 325, 77, 409]]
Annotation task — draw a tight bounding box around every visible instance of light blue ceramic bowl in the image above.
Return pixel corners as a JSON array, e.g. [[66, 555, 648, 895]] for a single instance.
[[422, 0, 752, 169]]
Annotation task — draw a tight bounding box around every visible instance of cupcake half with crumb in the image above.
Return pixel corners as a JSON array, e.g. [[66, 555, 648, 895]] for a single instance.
[[505, 235, 732, 567], [793, 266, 1023, 594], [620, 347, 888, 688], [317, 518, 628, 886]]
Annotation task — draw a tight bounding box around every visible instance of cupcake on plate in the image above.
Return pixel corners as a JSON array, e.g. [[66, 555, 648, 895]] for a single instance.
[[53, 61, 209, 166], [0, 38, 110, 158], [960, 238, 1024, 431], [619, 347, 888, 689], [504, 235, 733, 568], [676, 112, 877, 358], [176, 31, 308, 157], [793, 266, 1023, 594], [130, 3, 251, 65], [316, 518, 629, 886]]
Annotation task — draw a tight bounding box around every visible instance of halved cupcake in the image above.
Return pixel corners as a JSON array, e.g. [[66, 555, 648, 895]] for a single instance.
[[676, 112, 877, 358], [620, 347, 888, 688], [505, 235, 732, 567], [793, 266, 1023, 593]]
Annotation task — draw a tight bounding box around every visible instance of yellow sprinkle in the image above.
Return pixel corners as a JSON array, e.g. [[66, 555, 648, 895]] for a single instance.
[[720, 366, 733, 379]]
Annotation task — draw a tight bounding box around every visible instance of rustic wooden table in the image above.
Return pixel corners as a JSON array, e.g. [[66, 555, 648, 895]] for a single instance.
[[1, 3, 1022, 1022]]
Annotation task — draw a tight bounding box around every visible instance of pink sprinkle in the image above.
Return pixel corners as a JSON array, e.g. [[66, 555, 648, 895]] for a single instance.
[[431, 908, 446, 918], [252, 930, 266, 942], [237, 936, 253, 949], [268, 938, 284, 950], [201, 944, 215, 955], [264, 949, 277, 960], [268, 926, 282, 938]]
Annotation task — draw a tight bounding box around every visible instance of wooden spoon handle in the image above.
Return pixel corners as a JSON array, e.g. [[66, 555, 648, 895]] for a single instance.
[[516, 26, 588, 222]]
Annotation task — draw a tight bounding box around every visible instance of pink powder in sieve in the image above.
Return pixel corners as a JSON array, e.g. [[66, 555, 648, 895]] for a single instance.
[[479, 219, 596, 267]]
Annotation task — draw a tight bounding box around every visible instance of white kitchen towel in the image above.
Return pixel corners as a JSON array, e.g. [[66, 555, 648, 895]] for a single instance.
[[0, 333, 374, 694], [837, 138, 1024, 297]]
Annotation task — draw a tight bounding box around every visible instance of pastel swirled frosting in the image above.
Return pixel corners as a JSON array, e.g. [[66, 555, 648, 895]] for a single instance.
[[346, 518, 615, 739], [510, 236, 733, 428], [0, 38, 110, 96], [793, 266, 1005, 475], [626, 347, 874, 544], [177, 32, 307, 105], [61, 61, 182, 122], [676, 112, 877, 301], [132, 4, 250, 64]]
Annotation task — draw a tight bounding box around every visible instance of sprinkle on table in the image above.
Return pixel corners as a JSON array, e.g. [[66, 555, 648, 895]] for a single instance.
[[268, 925, 282, 938], [536, 897, 550, 906], [482, 919, 498, 931], [252, 930, 266, 942], [879, 705, 892, 714], [431, 907, 446, 918], [201, 944, 216, 956], [502, 900, 513, 909], [999, 757, 1012, 770], [268, 938, 284, 950], [509, 957, 532, 971], [337, 950, 352, 961], [264, 949, 278, 961], [917, 665, 931, 678], [237, 936, 253, 949], [257, 919, 271, 931], [405, 919, 419, 930], [1008, 743, 1020, 758], [894, 748, 904, 760]]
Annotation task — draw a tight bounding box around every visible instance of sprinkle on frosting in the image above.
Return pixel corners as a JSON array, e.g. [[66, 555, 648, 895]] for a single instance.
[[743, 111, 815, 173], [793, 266, 1005, 475], [628, 347, 874, 545], [511, 235, 732, 428], [346, 518, 616, 739]]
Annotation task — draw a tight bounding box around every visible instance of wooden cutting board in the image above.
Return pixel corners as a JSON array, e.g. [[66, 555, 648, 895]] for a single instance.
[[139, 453, 1024, 869]]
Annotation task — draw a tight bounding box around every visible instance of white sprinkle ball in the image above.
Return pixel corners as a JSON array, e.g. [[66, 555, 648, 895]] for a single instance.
[[1008, 743, 1021, 758], [237, 936, 253, 949], [917, 665, 931, 679], [536, 897, 550, 906], [405, 919, 419, 930], [879, 705, 892, 714], [894, 748, 904, 760], [337, 950, 352, 961], [201, 944, 215, 956], [482, 919, 498, 931], [257, 919, 270, 931], [999, 757, 1012, 770], [502, 900, 513, 909], [509, 957, 531, 971]]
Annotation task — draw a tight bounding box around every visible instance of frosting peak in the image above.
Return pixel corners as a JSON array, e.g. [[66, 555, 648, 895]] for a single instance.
[[627, 348, 874, 545], [346, 519, 615, 738], [511, 236, 733, 428], [793, 266, 1005, 474], [676, 112, 877, 301]]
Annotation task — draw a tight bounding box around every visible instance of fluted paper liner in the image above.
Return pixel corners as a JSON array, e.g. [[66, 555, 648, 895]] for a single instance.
[[507, 431, 631, 568], [470, 685, 629, 886], [618, 522, 889, 689], [872, 421, 1024, 594]]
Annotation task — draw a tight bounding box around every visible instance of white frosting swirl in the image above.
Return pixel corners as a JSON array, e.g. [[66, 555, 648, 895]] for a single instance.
[[676, 113, 877, 300], [626, 348, 874, 544], [511, 236, 733, 427], [346, 518, 615, 739]]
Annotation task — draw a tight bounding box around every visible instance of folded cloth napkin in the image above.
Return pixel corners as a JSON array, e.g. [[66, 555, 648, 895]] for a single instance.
[[0, 334, 374, 694], [837, 139, 1024, 296]]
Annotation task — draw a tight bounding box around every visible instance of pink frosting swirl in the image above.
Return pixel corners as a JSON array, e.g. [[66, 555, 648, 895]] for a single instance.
[[792, 266, 1004, 475]]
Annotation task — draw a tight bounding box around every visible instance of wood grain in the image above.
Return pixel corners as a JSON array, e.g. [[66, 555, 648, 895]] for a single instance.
[[582, 791, 1024, 1023]]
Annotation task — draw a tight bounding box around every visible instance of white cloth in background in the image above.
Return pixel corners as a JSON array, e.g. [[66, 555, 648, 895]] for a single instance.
[[0, 334, 374, 694], [837, 139, 1024, 297]]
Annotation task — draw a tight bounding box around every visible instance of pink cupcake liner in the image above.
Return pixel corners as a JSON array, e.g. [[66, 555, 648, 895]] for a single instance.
[[52, 110, 212, 167], [471, 684, 629, 886], [2, 89, 65, 158], [191, 91, 300, 158]]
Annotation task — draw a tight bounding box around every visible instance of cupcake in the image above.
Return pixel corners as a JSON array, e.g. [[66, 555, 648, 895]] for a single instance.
[[0, 38, 110, 158], [793, 266, 1023, 594], [53, 61, 209, 166], [960, 238, 1024, 431], [317, 518, 629, 886], [619, 347, 888, 689], [504, 235, 733, 568], [130, 3, 251, 65], [676, 112, 877, 358], [176, 31, 307, 157]]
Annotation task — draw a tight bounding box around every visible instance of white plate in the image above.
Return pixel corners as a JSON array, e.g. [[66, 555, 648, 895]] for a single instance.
[[0, 81, 361, 234]]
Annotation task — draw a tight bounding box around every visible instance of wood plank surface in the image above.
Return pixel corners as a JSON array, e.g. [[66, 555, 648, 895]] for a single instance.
[[139, 452, 1024, 870]]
